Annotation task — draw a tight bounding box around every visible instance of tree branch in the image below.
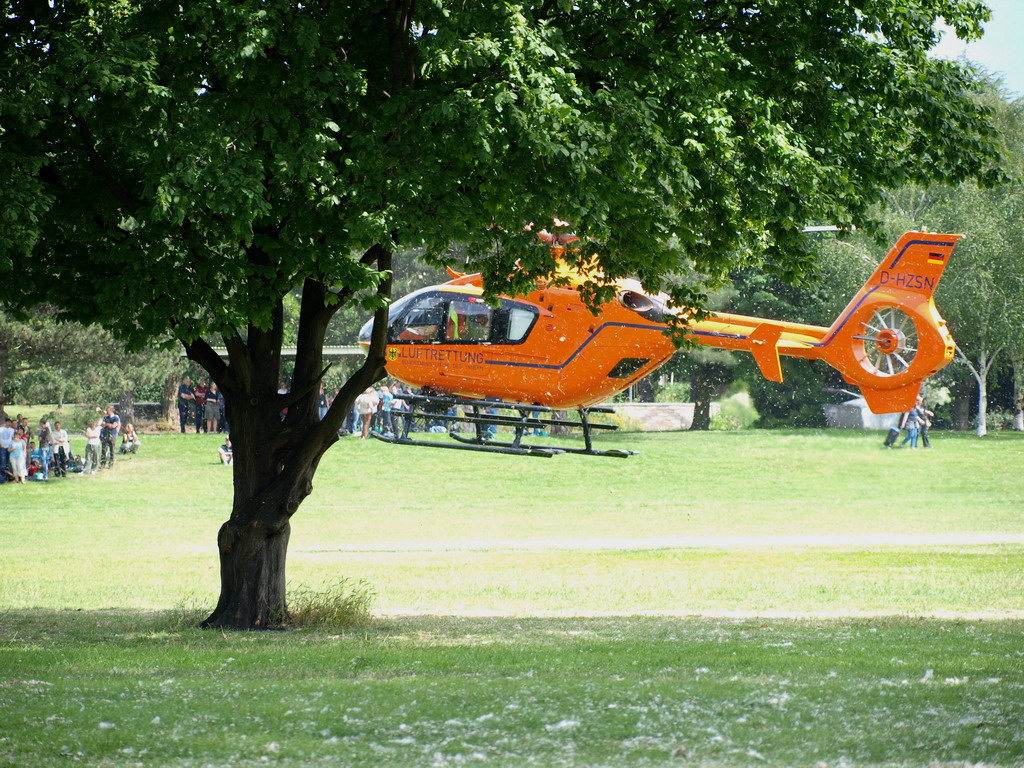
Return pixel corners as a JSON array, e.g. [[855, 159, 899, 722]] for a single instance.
[[324, 244, 393, 422], [183, 336, 228, 383], [287, 278, 342, 426]]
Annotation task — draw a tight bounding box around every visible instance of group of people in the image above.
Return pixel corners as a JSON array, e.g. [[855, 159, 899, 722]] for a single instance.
[[176, 376, 228, 434], [350, 381, 417, 439], [1, 414, 69, 483], [885, 396, 934, 449], [1, 406, 139, 484], [177, 375, 437, 442]]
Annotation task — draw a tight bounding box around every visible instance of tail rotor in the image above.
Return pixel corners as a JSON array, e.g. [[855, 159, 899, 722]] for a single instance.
[[853, 305, 919, 378]]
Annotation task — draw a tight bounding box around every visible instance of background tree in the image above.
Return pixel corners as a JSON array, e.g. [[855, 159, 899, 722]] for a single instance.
[[0, 1, 1003, 628], [0, 309, 76, 413], [880, 84, 1024, 436], [936, 184, 1017, 437], [682, 346, 738, 430], [0, 309, 180, 421]]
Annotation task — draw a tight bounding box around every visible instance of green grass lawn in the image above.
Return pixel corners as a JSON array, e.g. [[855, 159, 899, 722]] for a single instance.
[[2, 428, 1023, 766]]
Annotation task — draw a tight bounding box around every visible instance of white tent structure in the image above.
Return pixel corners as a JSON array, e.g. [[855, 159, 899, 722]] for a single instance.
[[822, 391, 901, 430]]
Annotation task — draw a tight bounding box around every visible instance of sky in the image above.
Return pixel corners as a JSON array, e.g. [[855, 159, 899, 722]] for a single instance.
[[930, 0, 1024, 97]]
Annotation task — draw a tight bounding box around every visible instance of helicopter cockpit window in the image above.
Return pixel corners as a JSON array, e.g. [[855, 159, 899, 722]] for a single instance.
[[383, 291, 539, 345], [390, 293, 446, 343], [446, 298, 492, 342]]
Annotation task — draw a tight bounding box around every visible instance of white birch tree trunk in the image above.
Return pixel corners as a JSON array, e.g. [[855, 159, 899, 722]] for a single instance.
[[976, 371, 988, 438], [956, 346, 1002, 438]]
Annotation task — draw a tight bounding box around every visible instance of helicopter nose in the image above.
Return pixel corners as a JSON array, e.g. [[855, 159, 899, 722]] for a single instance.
[[358, 318, 374, 343]]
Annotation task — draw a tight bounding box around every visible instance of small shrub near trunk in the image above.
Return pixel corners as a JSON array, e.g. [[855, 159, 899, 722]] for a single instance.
[[285, 579, 376, 628]]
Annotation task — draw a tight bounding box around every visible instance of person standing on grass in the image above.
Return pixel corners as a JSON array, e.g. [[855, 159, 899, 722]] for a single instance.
[[377, 382, 393, 436], [99, 406, 121, 468], [52, 421, 70, 477], [354, 387, 379, 439], [217, 386, 228, 433], [918, 400, 935, 448], [177, 376, 195, 433], [899, 397, 926, 449], [0, 417, 14, 482], [205, 382, 221, 434], [193, 378, 209, 433], [83, 420, 101, 474], [36, 418, 53, 480], [7, 426, 26, 483], [318, 383, 329, 421]]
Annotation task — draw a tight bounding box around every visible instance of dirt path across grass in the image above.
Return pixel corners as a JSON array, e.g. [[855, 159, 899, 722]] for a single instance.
[[306, 532, 1024, 553]]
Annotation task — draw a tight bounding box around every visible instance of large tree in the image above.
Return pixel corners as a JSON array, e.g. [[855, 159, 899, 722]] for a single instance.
[[0, 0, 1003, 627]]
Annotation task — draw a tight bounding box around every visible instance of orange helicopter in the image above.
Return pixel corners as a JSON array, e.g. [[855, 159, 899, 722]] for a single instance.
[[359, 230, 960, 457]]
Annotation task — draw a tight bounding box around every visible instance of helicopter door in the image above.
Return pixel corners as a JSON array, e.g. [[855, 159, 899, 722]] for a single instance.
[[446, 297, 493, 342]]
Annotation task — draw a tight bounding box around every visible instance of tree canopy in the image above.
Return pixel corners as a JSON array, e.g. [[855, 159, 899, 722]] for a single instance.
[[0, 0, 1006, 627], [2, 0, 1004, 324]]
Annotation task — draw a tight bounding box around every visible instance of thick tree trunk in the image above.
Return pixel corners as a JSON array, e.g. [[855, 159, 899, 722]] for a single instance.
[[691, 388, 712, 430], [199, 397, 324, 629], [550, 410, 571, 436], [162, 373, 179, 426], [689, 364, 720, 431], [203, 515, 291, 629], [635, 375, 656, 403], [199, 395, 323, 629]]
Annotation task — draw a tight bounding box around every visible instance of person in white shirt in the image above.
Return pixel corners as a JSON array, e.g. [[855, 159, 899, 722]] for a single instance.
[[0, 417, 14, 482], [7, 426, 27, 483], [52, 421, 71, 477], [354, 387, 380, 439], [84, 421, 101, 475]]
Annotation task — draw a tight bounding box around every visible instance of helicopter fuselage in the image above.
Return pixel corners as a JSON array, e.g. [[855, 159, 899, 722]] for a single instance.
[[367, 273, 678, 409]]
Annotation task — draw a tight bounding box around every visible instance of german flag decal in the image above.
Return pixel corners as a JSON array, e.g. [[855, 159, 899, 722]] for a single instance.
[[927, 252, 947, 265]]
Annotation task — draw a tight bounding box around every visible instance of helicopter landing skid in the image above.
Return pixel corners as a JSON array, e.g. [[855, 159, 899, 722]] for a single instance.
[[371, 394, 636, 458]]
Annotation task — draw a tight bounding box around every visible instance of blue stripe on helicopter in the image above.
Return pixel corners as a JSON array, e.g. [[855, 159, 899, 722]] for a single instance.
[[812, 286, 879, 348]]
